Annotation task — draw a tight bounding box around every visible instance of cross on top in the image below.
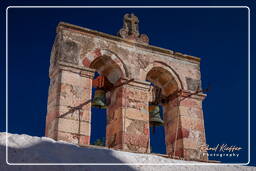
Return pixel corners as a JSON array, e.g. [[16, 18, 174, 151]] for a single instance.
[[117, 13, 149, 44], [124, 13, 139, 36]]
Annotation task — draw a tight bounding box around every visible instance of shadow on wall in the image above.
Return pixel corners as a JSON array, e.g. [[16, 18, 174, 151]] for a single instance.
[[0, 141, 136, 171]]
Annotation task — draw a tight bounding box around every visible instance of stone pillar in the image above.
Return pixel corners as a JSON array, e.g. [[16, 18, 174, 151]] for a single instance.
[[106, 79, 151, 153], [45, 62, 95, 146], [164, 91, 207, 161]]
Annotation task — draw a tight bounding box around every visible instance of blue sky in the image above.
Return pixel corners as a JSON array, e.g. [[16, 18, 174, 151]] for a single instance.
[[0, 2, 254, 165]]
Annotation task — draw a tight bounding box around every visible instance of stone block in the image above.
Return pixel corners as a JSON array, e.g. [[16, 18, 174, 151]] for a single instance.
[[180, 98, 201, 109], [58, 105, 91, 122], [180, 116, 204, 131], [123, 133, 149, 149], [61, 70, 93, 88], [179, 106, 203, 119], [59, 84, 91, 107], [125, 107, 149, 121], [126, 99, 147, 111], [57, 118, 90, 136], [57, 131, 79, 144], [125, 119, 147, 135], [123, 144, 148, 153], [186, 77, 201, 91]]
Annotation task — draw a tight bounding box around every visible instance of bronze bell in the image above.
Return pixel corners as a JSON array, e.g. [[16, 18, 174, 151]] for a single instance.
[[149, 104, 164, 127], [92, 88, 107, 109]]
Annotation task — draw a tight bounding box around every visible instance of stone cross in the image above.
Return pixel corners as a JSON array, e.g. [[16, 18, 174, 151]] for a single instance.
[[118, 13, 149, 44], [124, 13, 139, 36]]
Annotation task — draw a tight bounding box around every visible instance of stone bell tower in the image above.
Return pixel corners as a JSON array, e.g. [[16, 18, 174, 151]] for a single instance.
[[45, 13, 208, 161]]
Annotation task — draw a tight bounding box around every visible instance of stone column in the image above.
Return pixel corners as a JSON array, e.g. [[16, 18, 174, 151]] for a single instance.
[[164, 91, 207, 161], [45, 62, 95, 146], [106, 79, 151, 153]]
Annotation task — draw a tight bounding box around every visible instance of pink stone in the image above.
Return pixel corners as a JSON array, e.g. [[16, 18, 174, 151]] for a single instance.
[[45, 20, 207, 161]]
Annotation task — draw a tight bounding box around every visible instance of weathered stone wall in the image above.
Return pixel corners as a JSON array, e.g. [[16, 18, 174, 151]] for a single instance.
[[45, 20, 207, 161], [57, 25, 201, 87], [46, 62, 94, 146], [163, 92, 207, 161], [106, 79, 151, 153]]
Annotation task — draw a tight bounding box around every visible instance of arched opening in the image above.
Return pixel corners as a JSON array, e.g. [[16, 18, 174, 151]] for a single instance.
[[90, 72, 107, 146], [90, 55, 123, 84], [89, 53, 125, 147], [147, 82, 166, 154], [146, 66, 180, 155]]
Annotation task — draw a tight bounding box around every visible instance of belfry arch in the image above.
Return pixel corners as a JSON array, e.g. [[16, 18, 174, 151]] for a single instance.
[[144, 61, 183, 91], [145, 65, 181, 153], [45, 13, 208, 161], [88, 51, 127, 146], [85, 49, 129, 80]]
